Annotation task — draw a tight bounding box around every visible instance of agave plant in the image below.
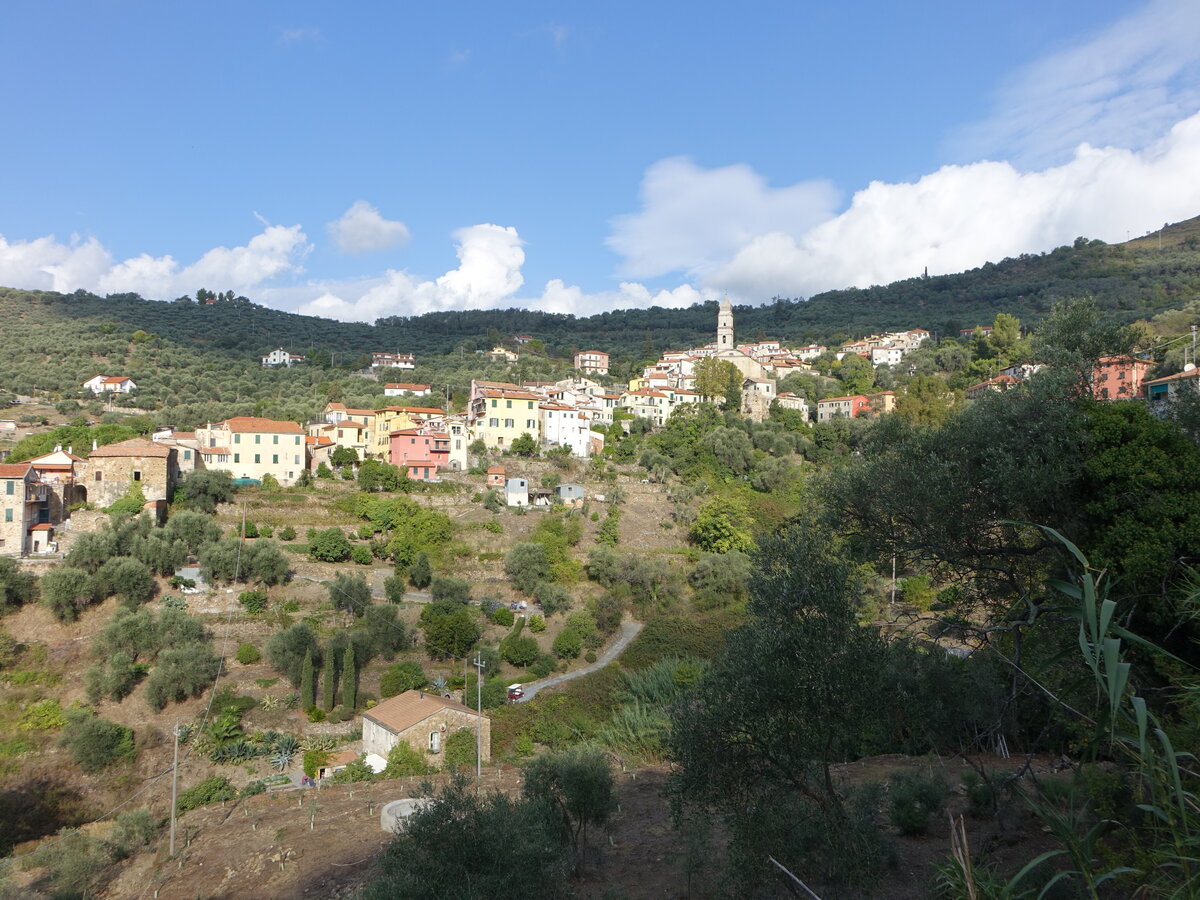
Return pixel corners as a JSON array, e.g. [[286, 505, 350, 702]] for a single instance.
[[260, 695, 279, 711], [282, 692, 300, 710], [431, 675, 449, 697], [274, 734, 299, 756], [300, 734, 337, 753]]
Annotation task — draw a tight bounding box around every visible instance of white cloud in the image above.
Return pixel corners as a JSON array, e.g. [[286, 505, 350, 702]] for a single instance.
[[951, 0, 1200, 167], [326, 200, 411, 254], [706, 111, 1200, 301], [290, 224, 706, 322], [606, 156, 839, 280], [0, 225, 310, 299]]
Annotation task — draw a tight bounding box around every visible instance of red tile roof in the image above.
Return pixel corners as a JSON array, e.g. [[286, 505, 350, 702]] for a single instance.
[[87, 438, 172, 459], [219, 417, 304, 434], [0, 463, 32, 478], [362, 690, 484, 734]]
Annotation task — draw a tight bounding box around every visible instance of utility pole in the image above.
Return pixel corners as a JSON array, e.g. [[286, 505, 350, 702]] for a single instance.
[[169, 720, 181, 856], [472, 652, 485, 786]]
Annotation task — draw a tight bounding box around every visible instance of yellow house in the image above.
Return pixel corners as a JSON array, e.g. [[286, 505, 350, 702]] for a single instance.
[[196, 417, 306, 485], [469, 389, 542, 450]]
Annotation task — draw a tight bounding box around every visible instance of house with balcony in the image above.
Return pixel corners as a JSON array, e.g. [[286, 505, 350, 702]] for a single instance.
[[1093, 356, 1154, 401], [816, 395, 870, 422], [0, 463, 49, 556], [573, 350, 610, 376]]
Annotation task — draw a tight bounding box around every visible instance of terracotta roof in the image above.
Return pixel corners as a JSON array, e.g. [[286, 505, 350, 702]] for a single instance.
[[219, 417, 304, 434], [87, 438, 172, 459], [486, 465, 505, 474], [101, 376, 132, 384], [384, 383, 431, 391], [30, 523, 53, 531], [377, 406, 445, 416], [1144, 368, 1200, 386], [323, 749, 360, 769], [819, 395, 867, 404], [479, 389, 543, 401], [0, 463, 32, 478], [362, 690, 484, 735], [200, 446, 231, 456], [341, 408, 376, 417]]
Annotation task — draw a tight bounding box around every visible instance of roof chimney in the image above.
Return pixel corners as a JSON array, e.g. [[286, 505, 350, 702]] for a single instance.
[[92, 439, 98, 451]]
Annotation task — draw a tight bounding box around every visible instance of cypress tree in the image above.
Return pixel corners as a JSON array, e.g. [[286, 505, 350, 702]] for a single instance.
[[301, 647, 315, 709], [322, 656, 336, 711], [341, 644, 357, 710]]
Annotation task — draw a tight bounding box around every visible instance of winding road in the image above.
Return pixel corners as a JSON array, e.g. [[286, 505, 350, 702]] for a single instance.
[[518, 619, 644, 702]]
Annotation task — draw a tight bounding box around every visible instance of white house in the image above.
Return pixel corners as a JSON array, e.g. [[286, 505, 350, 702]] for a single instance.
[[362, 690, 490, 764], [83, 375, 136, 394], [539, 403, 593, 458], [372, 352, 415, 370], [261, 348, 306, 367], [383, 383, 432, 397], [775, 392, 811, 418], [505, 477, 529, 507]]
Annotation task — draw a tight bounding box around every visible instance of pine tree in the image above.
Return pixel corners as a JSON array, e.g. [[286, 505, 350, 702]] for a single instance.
[[322, 656, 336, 711], [341, 644, 357, 710], [301, 647, 315, 709]]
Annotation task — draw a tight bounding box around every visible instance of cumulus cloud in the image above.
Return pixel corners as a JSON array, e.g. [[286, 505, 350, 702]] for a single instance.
[[951, 0, 1200, 167], [327, 200, 411, 254], [607, 156, 839, 280], [291, 224, 705, 323], [0, 225, 309, 299], [706, 111, 1200, 301]]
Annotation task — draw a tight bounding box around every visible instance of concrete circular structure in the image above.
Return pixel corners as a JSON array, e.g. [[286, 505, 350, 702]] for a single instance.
[[380, 797, 433, 833]]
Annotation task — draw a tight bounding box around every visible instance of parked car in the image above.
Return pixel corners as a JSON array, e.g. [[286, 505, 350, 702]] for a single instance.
[[506, 684, 525, 702]]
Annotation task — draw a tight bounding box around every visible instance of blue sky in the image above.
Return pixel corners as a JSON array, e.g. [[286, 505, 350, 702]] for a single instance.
[[2, 0, 1199, 321]]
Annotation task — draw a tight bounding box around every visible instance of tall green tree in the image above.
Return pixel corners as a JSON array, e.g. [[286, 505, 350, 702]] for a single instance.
[[341, 643, 357, 710], [300, 647, 315, 709]]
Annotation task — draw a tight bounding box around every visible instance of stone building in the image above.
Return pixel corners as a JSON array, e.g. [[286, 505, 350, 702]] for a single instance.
[[0, 463, 47, 556], [361, 690, 490, 763], [83, 438, 178, 508]]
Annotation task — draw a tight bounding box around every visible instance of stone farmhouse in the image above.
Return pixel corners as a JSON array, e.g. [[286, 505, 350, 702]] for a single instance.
[[361, 690, 490, 764]]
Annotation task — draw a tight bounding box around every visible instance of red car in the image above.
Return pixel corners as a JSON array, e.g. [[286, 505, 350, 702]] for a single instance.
[[506, 684, 525, 702]]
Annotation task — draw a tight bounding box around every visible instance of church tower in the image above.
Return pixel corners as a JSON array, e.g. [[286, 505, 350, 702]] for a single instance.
[[717, 296, 734, 348]]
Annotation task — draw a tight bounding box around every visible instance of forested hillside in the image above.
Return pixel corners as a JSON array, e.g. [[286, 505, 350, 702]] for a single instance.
[[1, 215, 1198, 427]]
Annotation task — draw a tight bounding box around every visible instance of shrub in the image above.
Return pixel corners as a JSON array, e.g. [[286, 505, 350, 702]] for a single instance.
[[430, 576, 471, 604], [505, 543, 550, 594], [383, 741, 434, 777], [240, 780, 267, 797], [93, 556, 155, 608], [235, 643, 261, 665], [380, 661, 427, 697], [584, 650, 597, 663], [491, 606, 515, 627], [279, 525, 297, 541], [0, 557, 37, 615], [888, 772, 948, 835], [19, 698, 67, 732], [534, 583, 571, 616], [528, 614, 546, 633], [176, 776, 236, 813], [483, 519, 503, 534], [59, 711, 135, 773], [408, 552, 432, 588], [442, 728, 478, 772], [531, 653, 558, 678], [351, 545, 373, 566], [303, 749, 329, 779], [238, 589, 268, 614], [501, 635, 540, 667], [40, 566, 98, 622], [308, 528, 353, 562], [552, 629, 583, 660], [259, 524, 274, 538], [143, 644, 221, 711], [384, 574, 407, 604]]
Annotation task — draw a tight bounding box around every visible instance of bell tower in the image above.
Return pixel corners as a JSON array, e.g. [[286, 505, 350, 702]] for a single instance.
[[717, 296, 734, 348]]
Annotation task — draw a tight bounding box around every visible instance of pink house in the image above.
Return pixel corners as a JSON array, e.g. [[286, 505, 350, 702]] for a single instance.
[[388, 429, 450, 481], [1092, 356, 1153, 401]]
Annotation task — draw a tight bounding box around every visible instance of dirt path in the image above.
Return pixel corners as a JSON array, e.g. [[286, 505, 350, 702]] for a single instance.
[[519, 619, 643, 701]]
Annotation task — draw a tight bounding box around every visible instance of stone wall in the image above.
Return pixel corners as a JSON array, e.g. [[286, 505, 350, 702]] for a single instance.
[[364, 707, 491, 763], [82, 453, 173, 508]]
